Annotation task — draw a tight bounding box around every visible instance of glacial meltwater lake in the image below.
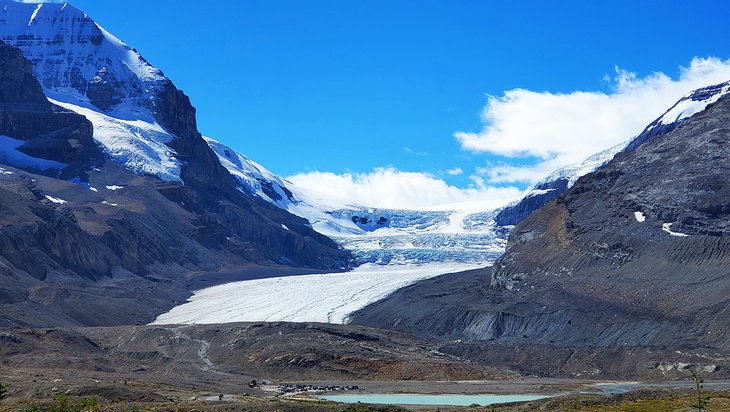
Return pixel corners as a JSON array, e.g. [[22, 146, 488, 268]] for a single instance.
[[319, 393, 553, 406]]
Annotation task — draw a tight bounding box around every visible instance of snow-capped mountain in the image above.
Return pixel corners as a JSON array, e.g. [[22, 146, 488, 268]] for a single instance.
[[0, 1, 183, 183], [494, 80, 730, 227], [625, 80, 730, 152], [0, 1, 165, 112], [0, 1, 349, 327]]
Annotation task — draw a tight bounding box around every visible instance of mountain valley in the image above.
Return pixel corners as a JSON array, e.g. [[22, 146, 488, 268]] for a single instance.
[[0, 1, 729, 411]]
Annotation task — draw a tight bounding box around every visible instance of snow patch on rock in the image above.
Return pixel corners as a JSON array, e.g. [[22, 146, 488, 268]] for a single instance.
[[662, 223, 689, 237], [50, 99, 182, 182], [44, 195, 66, 204]]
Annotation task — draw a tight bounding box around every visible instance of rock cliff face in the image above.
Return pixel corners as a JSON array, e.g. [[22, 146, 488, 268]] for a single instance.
[[493, 178, 569, 227], [0, 40, 99, 178], [353, 81, 730, 350]]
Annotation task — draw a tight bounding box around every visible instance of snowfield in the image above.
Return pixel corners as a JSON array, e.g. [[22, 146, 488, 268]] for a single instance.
[[656, 82, 730, 126], [50, 99, 182, 183], [152, 262, 481, 325]]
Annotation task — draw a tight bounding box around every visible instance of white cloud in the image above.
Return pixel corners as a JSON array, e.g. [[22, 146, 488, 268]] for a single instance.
[[475, 161, 563, 184], [445, 167, 463, 176], [287, 167, 521, 211], [457, 57, 730, 184]]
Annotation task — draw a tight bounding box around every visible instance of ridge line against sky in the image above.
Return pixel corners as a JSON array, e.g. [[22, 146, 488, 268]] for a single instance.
[[33, 1, 730, 209]]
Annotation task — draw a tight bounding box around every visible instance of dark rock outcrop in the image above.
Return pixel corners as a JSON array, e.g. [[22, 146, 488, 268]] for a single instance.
[[0, 40, 99, 178], [494, 178, 569, 226], [151, 77, 347, 269], [0, 40, 48, 107]]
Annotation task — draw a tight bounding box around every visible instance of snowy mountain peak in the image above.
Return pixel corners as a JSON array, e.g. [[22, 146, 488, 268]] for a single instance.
[[626, 80, 730, 152], [496, 80, 730, 227], [0, 1, 184, 182], [0, 0, 165, 116], [656, 80, 730, 126]]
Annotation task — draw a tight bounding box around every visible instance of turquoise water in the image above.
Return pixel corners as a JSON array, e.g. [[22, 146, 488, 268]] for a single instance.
[[320, 393, 552, 406]]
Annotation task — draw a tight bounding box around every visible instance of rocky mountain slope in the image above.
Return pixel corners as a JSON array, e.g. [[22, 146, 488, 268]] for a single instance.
[[352, 80, 730, 350], [0, 323, 493, 388], [494, 82, 730, 228], [0, 2, 349, 328], [494, 141, 628, 227]]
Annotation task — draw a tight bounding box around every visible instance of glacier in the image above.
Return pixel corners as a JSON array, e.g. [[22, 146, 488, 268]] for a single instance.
[[203, 138, 510, 267], [152, 262, 483, 325], [50, 99, 182, 182]]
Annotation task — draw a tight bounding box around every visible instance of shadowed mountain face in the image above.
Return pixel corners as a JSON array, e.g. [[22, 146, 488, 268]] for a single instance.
[[0, 40, 99, 179], [0, 18, 349, 327], [353, 82, 730, 350]]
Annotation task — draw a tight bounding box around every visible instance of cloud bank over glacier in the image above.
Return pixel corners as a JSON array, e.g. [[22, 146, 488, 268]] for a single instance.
[[290, 57, 730, 209], [287, 167, 521, 211], [459, 57, 730, 183]]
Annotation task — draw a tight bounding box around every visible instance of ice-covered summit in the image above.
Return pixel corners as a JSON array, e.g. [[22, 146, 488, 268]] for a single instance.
[[655, 80, 730, 127], [0, 1, 165, 115], [626, 80, 730, 152], [0, 0, 184, 182]]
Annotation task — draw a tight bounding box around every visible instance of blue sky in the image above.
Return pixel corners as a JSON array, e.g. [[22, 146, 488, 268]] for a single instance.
[[67, 0, 730, 208]]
